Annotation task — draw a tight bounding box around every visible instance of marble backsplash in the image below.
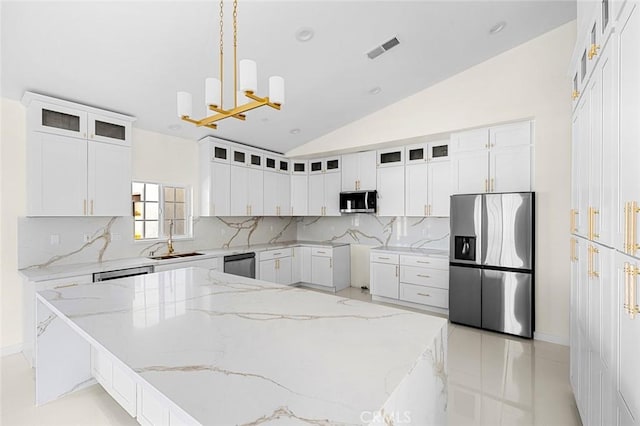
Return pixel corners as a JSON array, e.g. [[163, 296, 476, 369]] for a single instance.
[[18, 216, 297, 269], [18, 214, 449, 269], [296, 215, 450, 250]]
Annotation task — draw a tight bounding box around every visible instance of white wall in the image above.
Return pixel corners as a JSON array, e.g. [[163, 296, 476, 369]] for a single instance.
[[288, 22, 576, 344], [1, 98, 27, 354]]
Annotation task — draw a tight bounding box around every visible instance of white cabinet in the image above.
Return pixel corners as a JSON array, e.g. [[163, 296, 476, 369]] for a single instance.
[[259, 249, 292, 285], [307, 245, 350, 291], [341, 151, 376, 191], [230, 165, 263, 216], [377, 166, 404, 216], [292, 246, 312, 284], [376, 147, 404, 168], [370, 250, 449, 312], [24, 94, 134, 217], [370, 254, 399, 299], [291, 161, 308, 216], [308, 160, 341, 216], [264, 171, 291, 216], [615, 252, 640, 425], [618, 1, 640, 258], [199, 138, 231, 216], [405, 159, 451, 217], [91, 347, 137, 417], [450, 121, 532, 194]]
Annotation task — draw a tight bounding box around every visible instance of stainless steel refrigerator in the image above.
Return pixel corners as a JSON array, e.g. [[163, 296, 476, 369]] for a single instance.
[[449, 192, 534, 338]]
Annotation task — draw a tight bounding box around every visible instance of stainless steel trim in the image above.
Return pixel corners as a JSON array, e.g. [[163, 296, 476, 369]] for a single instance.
[[93, 265, 154, 282]]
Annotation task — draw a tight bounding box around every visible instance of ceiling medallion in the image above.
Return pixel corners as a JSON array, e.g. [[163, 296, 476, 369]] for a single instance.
[[177, 0, 285, 130]]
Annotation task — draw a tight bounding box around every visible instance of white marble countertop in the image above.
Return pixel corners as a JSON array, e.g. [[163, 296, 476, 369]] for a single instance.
[[370, 246, 449, 258], [19, 240, 349, 282], [37, 268, 447, 425]]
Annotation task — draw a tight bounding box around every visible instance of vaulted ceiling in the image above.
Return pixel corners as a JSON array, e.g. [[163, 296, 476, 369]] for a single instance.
[[1, 1, 575, 154]]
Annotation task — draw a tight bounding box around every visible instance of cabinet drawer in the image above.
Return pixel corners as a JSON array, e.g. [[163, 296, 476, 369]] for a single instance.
[[400, 283, 448, 309], [259, 248, 292, 261], [400, 255, 448, 270], [371, 252, 399, 264], [400, 266, 449, 289], [311, 247, 332, 257]]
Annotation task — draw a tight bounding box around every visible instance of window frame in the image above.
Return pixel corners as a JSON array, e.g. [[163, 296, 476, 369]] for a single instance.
[[132, 181, 193, 242]]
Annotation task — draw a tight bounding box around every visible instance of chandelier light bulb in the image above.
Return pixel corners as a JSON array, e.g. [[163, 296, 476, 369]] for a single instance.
[[269, 76, 285, 106], [177, 91, 193, 118], [205, 78, 221, 108], [239, 59, 258, 93]]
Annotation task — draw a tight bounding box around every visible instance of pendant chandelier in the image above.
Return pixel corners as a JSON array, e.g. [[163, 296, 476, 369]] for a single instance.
[[176, 0, 284, 129]]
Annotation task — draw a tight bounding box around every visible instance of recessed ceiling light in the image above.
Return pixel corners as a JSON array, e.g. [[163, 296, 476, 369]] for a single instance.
[[290, 128, 301, 135], [295, 27, 314, 42], [369, 86, 382, 95], [168, 124, 181, 131], [489, 21, 507, 35]]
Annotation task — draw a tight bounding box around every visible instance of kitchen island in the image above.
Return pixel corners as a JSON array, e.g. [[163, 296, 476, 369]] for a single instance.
[[35, 268, 447, 425]]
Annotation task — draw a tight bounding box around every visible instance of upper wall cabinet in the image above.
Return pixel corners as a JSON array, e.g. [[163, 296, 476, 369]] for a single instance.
[[341, 151, 376, 191], [450, 121, 532, 194], [23, 92, 135, 217], [377, 147, 405, 168], [199, 137, 231, 216]]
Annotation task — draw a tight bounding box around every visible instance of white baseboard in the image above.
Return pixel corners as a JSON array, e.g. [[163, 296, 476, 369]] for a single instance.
[[1, 343, 24, 357], [534, 332, 569, 346]]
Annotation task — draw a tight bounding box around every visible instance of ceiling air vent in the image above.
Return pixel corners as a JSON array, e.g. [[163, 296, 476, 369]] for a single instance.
[[366, 36, 400, 59]]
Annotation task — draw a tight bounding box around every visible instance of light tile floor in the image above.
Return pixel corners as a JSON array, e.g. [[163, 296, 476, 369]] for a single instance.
[[1, 286, 581, 426]]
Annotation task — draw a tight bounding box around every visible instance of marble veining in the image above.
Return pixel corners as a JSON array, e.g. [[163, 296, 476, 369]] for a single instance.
[[36, 268, 448, 425]]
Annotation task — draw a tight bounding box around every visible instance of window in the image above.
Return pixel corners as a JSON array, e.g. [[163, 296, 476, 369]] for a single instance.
[[132, 182, 191, 240]]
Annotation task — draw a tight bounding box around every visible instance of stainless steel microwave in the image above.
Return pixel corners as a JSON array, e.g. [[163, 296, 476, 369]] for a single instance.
[[339, 190, 377, 214]]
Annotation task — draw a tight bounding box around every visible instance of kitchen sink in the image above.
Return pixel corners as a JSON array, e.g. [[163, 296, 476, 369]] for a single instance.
[[149, 252, 204, 260]]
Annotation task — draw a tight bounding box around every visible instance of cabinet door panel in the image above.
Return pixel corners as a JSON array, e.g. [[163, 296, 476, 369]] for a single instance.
[[451, 150, 489, 194], [32, 102, 87, 139], [323, 172, 341, 216], [311, 256, 332, 287], [263, 171, 279, 216], [88, 113, 131, 146], [259, 260, 277, 283], [450, 128, 488, 152], [29, 132, 87, 216], [405, 164, 428, 217], [358, 150, 377, 190], [211, 162, 230, 216], [301, 247, 312, 283], [490, 145, 531, 193], [230, 166, 248, 216], [370, 262, 399, 299], [308, 174, 324, 216], [428, 161, 451, 217], [341, 153, 359, 191], [618, 2, 640, 257], [490, 121, 531, 148], [247, 168, 263, 216], [278, 256, 292, 285], [277, 173, 291, 216], [377, 166, 404, 216], [88, 142, 131, 216], [291, 175, 308, 216]]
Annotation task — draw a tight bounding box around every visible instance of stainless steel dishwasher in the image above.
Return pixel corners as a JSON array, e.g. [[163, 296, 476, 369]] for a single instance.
[[93, 265, 154, 282], [223, 252, 256, 278]]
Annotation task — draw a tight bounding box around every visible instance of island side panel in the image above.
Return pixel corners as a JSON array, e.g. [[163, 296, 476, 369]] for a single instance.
[[371, 322, 448, 426], [35, 296, 93, 406]]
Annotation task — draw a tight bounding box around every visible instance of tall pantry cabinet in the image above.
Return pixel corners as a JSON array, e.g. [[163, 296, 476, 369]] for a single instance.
[[569, 1, 640, 425]]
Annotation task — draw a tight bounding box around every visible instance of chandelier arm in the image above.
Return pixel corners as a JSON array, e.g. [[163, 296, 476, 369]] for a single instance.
[[193, 99, 271, 127], [219, 0, 224, 108], [233, 0, 238, 108]]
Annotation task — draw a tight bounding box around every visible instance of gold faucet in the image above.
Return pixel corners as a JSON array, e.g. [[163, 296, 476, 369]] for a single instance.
[[167, 219, 175, 254]]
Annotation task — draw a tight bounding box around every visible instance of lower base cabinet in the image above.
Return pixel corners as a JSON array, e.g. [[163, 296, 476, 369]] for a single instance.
[[91, 347, 137, 417], [370, 249, 449, 313], [259, 248, 293, 285]]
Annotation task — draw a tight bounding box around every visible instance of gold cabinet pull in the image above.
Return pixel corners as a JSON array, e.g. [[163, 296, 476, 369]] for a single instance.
[[625, 201, 640, 255], [570, 209, 577, 233], [484, 179, 488, 192], [591, 246, 599, 277], [592, 208, 599, 239], [90, 200, 94, 215], [572, 90, 580, 100], [417, 292, 431, 297], [626, 264, 639, 319], [588, 43, 601, 60], [417, 274, 431, 278], [490, 178, 494, 192], [624, 263, 631, 315], [570, 237, 577, 262]]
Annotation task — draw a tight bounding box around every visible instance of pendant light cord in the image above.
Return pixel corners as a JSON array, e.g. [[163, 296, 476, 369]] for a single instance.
[[219, 0, 224, 107], [233, 0, 238, 107]]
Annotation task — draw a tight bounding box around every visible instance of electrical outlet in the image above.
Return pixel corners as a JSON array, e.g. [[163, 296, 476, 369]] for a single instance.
[[83, 234, 91, 243], [50, 234, 60, 245]]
